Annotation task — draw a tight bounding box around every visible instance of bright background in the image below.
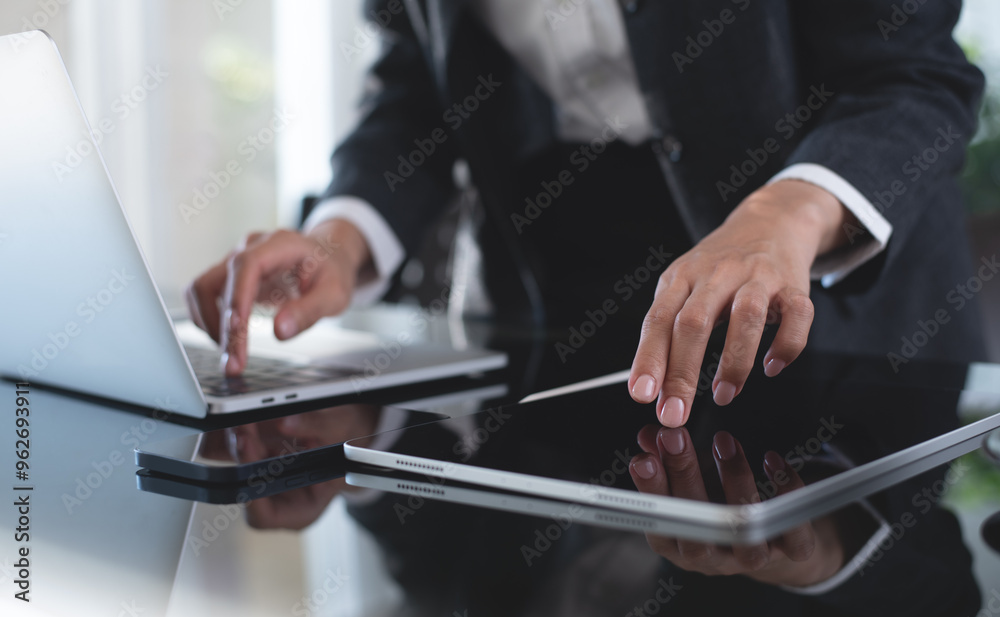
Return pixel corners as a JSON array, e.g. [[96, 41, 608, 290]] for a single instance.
[[1, 0, 377, 310], [1, 1, 996, 314]]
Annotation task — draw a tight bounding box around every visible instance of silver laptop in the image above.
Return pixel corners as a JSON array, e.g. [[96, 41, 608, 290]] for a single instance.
[[0, 30, 506, 417]]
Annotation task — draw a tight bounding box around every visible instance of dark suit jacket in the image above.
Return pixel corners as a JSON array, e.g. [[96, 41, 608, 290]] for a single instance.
[[321, 0, 987, 363]]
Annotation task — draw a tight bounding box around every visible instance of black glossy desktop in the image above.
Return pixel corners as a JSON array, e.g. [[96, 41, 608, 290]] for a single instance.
[[2, 319, 999, 617]]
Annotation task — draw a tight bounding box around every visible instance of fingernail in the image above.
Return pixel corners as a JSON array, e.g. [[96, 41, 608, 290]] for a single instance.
[[276, 314, 298, 339], [764, 451, 786, 477], [226, 308, 240, 333], [226, 429, 239, 459], [660, 429, 686, 455], [764, 358, 786, 377], [713, 381, 737, 406], [714, 431, 737, 461], [219, 351, 230, 373], [632, 374, 657, 402], [632, 457, 657, 480], [659, 396, 685, 427], [226, 353, 240, 375]]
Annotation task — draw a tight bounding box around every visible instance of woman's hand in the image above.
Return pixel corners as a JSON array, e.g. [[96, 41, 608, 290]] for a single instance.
[[185, 219, 372, 376], [628, 180, 855, 426]]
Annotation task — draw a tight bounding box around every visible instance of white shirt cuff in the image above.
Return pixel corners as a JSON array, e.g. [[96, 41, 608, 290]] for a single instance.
[[301, 196, 406, 306], [780, 499, 891, 596], [768, 163, 893, 288]]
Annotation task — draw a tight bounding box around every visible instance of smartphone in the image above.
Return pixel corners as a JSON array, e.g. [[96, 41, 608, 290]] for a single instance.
[[134, 405, 446, 502]]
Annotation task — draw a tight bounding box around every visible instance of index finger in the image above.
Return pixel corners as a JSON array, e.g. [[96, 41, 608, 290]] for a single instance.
[[220, 233, 310, 375], [629, 279, 690, 404], [185, 258, 229, 342]]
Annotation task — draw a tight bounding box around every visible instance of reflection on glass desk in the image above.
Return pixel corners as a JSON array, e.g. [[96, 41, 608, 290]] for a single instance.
[[134, 404, 445, 505], [3, 347, 1000, 617], [342, 371, 1000, 544]]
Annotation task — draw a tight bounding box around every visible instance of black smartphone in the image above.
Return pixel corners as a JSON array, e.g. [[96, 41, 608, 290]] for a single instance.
[[134, 404, 446, 502]]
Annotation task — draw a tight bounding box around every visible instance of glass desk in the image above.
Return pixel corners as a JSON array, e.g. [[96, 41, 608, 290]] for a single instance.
[[2, 314, 1000, 617]]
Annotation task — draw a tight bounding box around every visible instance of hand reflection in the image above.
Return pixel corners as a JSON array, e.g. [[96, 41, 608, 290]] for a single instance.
[[204, 405, 380, 531], [629, 425, 844, 588]]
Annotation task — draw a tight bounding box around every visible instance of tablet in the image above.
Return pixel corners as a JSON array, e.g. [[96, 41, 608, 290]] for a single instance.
[[344, 467, 769, 544], [344, 362, 1000, 543]]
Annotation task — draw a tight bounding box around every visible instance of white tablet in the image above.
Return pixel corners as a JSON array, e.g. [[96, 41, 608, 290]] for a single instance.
[[345, 364, 1000, 543]]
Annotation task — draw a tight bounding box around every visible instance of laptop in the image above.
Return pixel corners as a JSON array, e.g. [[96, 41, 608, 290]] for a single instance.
[[0, 30, 506, 417]]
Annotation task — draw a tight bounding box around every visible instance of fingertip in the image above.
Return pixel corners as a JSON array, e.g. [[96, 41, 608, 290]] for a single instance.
[[657, 427, 687, 456], [763, 450, 786, 479], [275, 312, 299, 340], [224, 352, 242, 377], [281, 414, 303, 432], [630, 454, 659, 482], [631, 374, 658, 403], [637, 425, 660, 453], [764, 356, 786, 377], [658, 396, 686, 427], [713, 381, 737, 406]]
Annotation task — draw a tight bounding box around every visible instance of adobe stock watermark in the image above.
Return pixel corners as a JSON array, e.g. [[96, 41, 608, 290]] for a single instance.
[[847, 125, 962, 240], [856, 459, 969, 576], [521, 448, 633, 566], [0, 558, 15, 587], [975, 586, 1000, 617], [383, 74, 502, 193], [339, 0, 405, 60], [185, 438, 314, 556], [452, 407, 513, 461], [178, 107, 295, 223], [716, 84, 834, 202], [755, 417, 844, 500], [519, 504, 585, 566], [8, 0, 72, 52], [187, 500, 249, 557], [887, 253, 999, 373], [555, 245, 672, 363], [52, 65, 169, 183], [348, 283, 456, 394], [510, 115, 629, 234], [217, 231, 344, 357], [391, 466, 459, 525], [876, 0, 930, 41], [16, 268, 137, 380], [578, 448, 635, 504], [115, 599, 144, 617], [624, 578, 682, 617], [212, 0, 244, 21], [291, 568, 350, 617], [61, 395, 179, 514], [672, 0, 751, 73], [729, 416, 845, 531]]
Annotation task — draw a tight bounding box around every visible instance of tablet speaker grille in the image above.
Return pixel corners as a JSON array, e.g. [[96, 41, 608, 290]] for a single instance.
[[396, 482, 445, 496], [395, 459, 445, 473], [594, 512, 656, 529], [594, 493, 656, 509]]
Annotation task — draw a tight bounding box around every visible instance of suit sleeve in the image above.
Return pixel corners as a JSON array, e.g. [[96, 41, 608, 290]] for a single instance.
[[784, 0, 984, 280], [320, 0, 460, 257]]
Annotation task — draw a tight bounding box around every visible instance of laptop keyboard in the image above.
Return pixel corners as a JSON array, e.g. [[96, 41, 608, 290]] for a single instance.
[[184, 346, 359, 397]]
